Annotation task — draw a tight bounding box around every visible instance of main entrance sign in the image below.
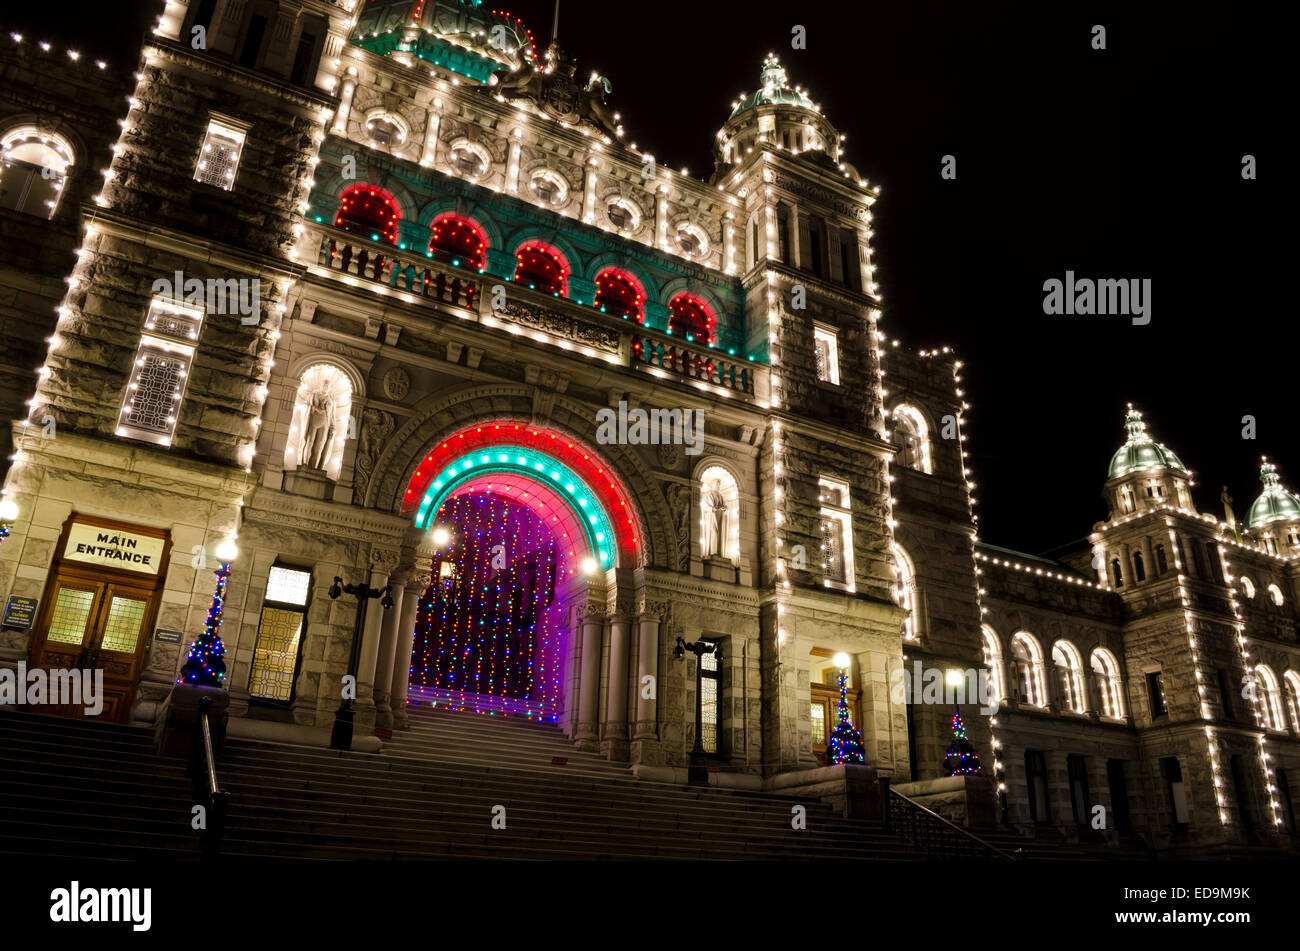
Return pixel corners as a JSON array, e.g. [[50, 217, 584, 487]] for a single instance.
[[64, 522, 166, 575]]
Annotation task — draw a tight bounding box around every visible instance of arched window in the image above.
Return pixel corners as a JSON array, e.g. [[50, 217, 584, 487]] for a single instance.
[[529, 169, 568, 207], [593, 268, 644, 321], [429, 214, 487, 271], [698, 465, 740, 562], [981, 625, 1003, 708], [888, 542, 918, 640], [1118, 485, 1135, 514], [891, 405, 932, 474], [449, 140, 489, 178], [1010, 632, 1045, 706], [513, 242, 568, 296], [1268, 583, 1285, 607], [1240, 576, 1256, 599], [1110, 558, 1124, 588], [1052, 640, 1086, 713], [335, 185, 399, 245], [0, 126, 74, 218], [1092, 648, 1124, 719], [1133, 551, 1146, 582], [1154, 544, 1168, 575], [1255, 665, 1285, 731], [667, 293, 716, 345], [1284, 671, 1300, 734]]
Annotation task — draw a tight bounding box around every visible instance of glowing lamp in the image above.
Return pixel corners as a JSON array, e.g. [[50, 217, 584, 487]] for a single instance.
[[214, 538, 239, 563], [833, 651, 850, 669], [432, 527, 451, 547]]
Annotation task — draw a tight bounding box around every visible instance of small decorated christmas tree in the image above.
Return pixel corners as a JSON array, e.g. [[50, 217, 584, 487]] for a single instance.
[[943, 710, 982, 775], [827, 668, 866, 764], [178, 563, 230, 688]]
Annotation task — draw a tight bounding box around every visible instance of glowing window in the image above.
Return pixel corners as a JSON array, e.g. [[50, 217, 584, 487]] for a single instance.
[[814, 325, 840, 385], [891, 405, 932, 474], [667, 293, 716, 345], [513, 243, 568, 296], [335, 185, 399, 245], [1011, 632, 1046, 707], [1053, 641, 1086, 713], [593, 269, 644, 321], [429, 215, 487, 270], [1092, 648, 1125, 718], [0, 127, 73, 218], [194, 117, 246, 190]]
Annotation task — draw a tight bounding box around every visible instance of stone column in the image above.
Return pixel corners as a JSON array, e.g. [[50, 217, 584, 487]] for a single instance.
[[582, 159, 597, 221], [654, 188, 668, 251], [722, 214, 736, 272], [506, 137, 522, 193], [372, 569, 408, 730], [603, 614, 631, 760], [389, 570, 428, 730], [421, 110, 441, 167], [332, 70, 358, 136], [633, 604, 663, 740], [1140, 534, 1155, 582], [575, 604, 605, 752], [355, 560, 395, 719]]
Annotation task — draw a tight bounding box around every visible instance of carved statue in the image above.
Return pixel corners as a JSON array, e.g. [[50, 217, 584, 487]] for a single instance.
[[1222, 485, 1242, 542], [702, 479, 729, 559], [301, 389, 336, 470]]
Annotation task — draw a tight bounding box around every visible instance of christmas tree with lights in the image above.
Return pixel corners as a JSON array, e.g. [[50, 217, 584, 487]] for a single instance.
[[827, 668, 866, 764], [178, 563, 230, 688], [943, 710, 982, 775]]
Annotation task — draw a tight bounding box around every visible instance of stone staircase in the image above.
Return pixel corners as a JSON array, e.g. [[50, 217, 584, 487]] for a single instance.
[[1, 704, 1108, 861]]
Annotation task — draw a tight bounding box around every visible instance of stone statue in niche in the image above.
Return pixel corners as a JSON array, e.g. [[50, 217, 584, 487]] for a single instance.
[[301, 390, 336, 470], [289, 364, 353, 479], [702, 478, 729, 559]]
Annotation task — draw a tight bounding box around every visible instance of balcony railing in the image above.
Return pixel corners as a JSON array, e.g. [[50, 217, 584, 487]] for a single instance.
[[308, 224, 767, 402]]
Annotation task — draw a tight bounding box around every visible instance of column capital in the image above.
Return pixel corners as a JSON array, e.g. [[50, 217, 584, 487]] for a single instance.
[[637, 597, 670, 622]]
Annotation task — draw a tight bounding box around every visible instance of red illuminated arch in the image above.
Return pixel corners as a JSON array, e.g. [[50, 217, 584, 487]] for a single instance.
[[335, 185, 400, 245], [594, 268, 645, 322], [667, 293, 716, 345], [429, 213, 488, 271], [401, 421, 641, 565], [513, 242, 569, 296]]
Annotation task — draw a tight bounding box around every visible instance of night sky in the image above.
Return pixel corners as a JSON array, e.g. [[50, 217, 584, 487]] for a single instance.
[[7, 1, 1290, 555]]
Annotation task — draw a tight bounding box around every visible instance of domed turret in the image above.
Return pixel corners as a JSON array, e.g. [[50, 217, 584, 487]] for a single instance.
[[712, 54, 856, 180], [1246, 459, 1300, 554], [1103, 405, 1194, 518], [1107, 405, 1187, 479]]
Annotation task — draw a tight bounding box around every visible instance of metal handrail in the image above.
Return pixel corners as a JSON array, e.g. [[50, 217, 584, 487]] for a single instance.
[[883, 784, 1016, 860], [190, 696, 229, 857]]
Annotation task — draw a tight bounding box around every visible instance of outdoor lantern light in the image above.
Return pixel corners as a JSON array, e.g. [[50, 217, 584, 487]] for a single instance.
[[946, 668, 966, 689], [0, 498, 18, 523], [432, 526, 450, 547], [833, 651, 851, 669], [214, 538, 239, 563]]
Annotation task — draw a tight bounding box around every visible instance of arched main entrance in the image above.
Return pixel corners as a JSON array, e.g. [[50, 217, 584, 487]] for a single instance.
[[399, 422, 641, 723]]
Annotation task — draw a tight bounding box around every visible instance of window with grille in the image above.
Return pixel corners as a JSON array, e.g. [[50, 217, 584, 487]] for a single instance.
[[700, 644, 720, 754], [453, 148, 484, 176], [607, 203, 630, 229], [818, 476, 853, 590], [813, 325, 840, 384], [194, 118, 246, 190], [248, 565, 312, 702], [116, 338, 195, 447]]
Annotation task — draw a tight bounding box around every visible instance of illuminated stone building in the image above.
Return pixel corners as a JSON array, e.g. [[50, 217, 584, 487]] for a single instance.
[[0, 0, 1296, 858]]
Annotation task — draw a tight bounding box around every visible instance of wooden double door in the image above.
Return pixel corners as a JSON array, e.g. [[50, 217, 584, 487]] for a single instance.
[[26, 516, 170, 723]]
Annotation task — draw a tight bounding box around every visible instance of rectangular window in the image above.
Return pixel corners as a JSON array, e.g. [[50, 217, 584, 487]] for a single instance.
[[116, 298, 204, 447], [194, 117, 247, 190], [238, 14, 268, 69], [1278, 769, 1297, 835], [1216, 668, 1235, 720], [1229, 754, 1254, 832], [1025, 750, 1050, 824], [1146, 671, 1167, 718], [808, 216, 824, 277], [1106, 759, 1133, 834], [289, 31, 317, 85], [248, 565, 312, 702], [1067, 754, 1090, 827], [700, 642, 720, 754], [839, 229, 861, 291], [818, 476, 854, 591], [813, 325, 840, 385], [1162, 757, 1189, 826], [777, 206, 790, 264]]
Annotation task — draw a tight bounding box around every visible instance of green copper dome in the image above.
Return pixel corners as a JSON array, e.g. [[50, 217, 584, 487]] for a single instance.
[[1107, 405, 1188, 479], [729, 55, 815, 119], [1247, 459, 1300, 528]]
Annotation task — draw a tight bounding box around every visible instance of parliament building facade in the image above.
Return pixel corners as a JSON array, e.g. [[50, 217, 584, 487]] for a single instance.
[[1, 0, 1298, 858]]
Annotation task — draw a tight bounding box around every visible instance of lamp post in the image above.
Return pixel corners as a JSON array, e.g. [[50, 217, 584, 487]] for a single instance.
[[328, 573, 393, 750], [673, 635, 721, 785]]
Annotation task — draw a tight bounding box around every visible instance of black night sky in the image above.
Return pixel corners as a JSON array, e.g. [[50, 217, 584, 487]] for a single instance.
[[7, 1, 1290, 556]]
